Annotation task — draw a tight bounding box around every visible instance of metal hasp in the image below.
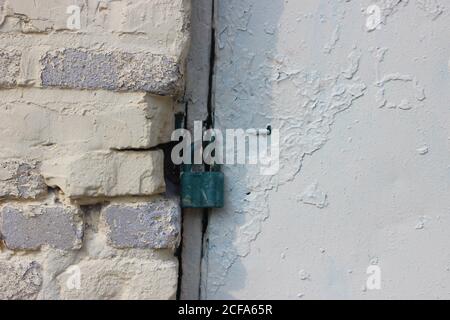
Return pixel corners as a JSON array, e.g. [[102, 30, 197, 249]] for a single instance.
[[181, 163, 224, 209]]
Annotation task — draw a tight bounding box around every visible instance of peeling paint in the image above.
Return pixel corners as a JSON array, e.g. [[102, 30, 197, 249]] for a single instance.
[[204, 0, 450, 300], [378, 0, 410, 24], [298, 182, 328, 209], [375, 73, 426, 110], [416, 0, 444, 20], [203, 0, 367, 297], [417, 146, 429, 155]]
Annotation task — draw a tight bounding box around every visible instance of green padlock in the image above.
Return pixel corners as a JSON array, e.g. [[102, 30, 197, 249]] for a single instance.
[[180, 146, 224, 209]]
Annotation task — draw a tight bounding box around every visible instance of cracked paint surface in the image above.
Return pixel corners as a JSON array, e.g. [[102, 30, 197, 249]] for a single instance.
[[203, 0, 450, 299]]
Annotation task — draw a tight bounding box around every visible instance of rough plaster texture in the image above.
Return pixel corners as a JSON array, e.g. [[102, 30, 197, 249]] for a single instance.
[[0, 49, 20, 87], [0, 0, 189, 300], [203, 0, 450, 299], [41, 49, 183, 95], [0, 260, 43, 300]]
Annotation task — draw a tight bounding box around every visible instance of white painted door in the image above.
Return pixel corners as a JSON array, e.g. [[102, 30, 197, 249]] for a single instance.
[[199, 0, 450, 299]]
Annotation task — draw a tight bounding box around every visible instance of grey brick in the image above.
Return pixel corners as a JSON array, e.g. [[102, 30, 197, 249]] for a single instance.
[[103, 198, 180, 249], [0, 49, 21, 87], [0, 260, 42, 300], [0, 159, 47, 200], [0, 204, 83, 250], [41, 49, 183, 96]]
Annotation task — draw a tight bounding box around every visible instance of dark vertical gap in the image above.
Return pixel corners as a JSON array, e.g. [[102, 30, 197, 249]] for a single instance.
[[198, 0, 216, 300], [205, 0, 216, 130], [176, 106, 187, 300], [175, 220, 183, 300]]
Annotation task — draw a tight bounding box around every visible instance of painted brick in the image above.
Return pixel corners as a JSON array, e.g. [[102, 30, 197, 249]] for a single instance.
[[0, 261, 42, 300], [0, 0, 190, 40], [0, 49, 20, 87], [42, 151, 165, 199], [41, 49, 183, 96], [0, 0, 83, 32], [0, 0, 188, 301], [0, 159, 47, 200], [0, 89, 175, 154], [57, 257, 178, 300], [103, 198, 180, 249], [0, 203, 83, 250]]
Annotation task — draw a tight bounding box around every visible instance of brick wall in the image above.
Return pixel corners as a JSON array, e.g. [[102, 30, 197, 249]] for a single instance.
[[0, 0, 190, 299]]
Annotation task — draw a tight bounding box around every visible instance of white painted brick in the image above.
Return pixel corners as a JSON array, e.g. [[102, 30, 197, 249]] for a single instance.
[[0, 0, 186, 301], [57, 257, 178, 300], [42, 151, 165, 199], [0, 0, 190, 57], [0, 89, 174, 157], [0, 0, 190, 94], [0, 0, 189, 35]]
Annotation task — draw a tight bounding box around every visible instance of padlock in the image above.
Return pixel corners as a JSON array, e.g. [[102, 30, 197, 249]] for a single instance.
[[180, 145, 224, 209]]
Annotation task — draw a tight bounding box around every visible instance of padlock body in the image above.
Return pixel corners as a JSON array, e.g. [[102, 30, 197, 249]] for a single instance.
[[181, 172, 224, 208]]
